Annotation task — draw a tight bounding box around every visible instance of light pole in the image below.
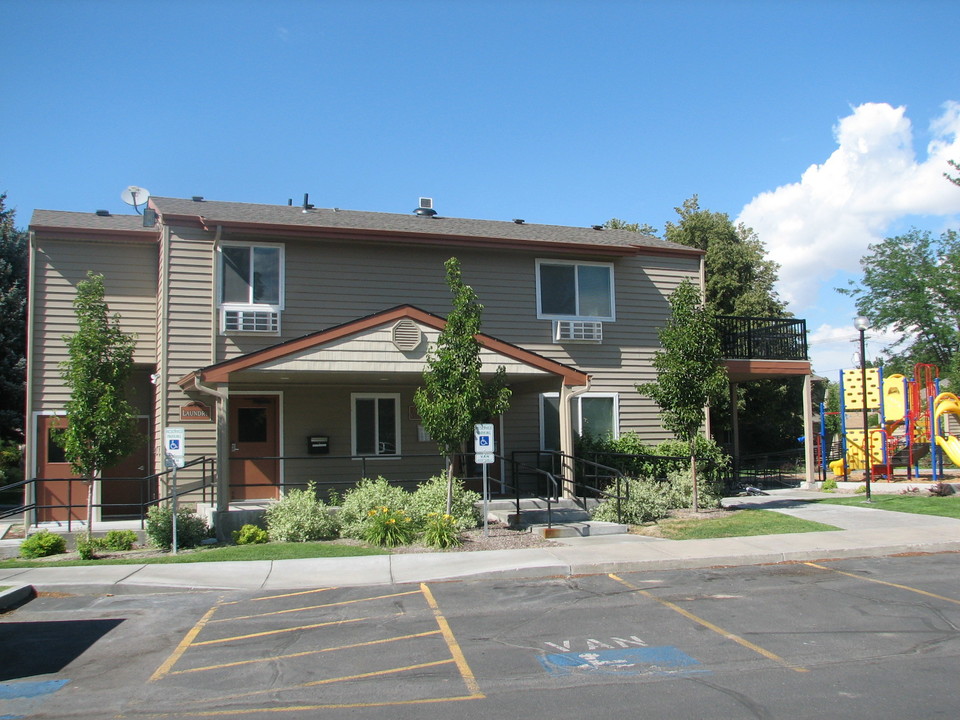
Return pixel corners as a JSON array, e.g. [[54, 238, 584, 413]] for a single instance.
[[854, 316, 872, 501]]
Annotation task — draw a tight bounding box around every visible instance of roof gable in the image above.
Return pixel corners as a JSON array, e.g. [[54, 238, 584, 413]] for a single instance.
[[182, 306, 589, 386]]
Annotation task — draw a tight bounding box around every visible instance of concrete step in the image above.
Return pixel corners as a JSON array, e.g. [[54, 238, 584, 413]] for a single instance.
[[531, 520, 630, 539]]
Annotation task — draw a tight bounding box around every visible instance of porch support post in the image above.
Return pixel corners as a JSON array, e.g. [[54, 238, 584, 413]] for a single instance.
[[559, 378, 591, 499], [802, 373, 815, 487], [215, 389, 230, 512], [730, 382, 740, 484]]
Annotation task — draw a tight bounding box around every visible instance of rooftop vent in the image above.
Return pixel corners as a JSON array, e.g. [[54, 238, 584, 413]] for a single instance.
[[302, 193, 314, 212], [592, 225, 604, 231], [192, 196, 204, 202], [513, 218, 525, 224], [392, 320, 423, 351], [414, 197, 437, 217], [95, 209, 110, 216]]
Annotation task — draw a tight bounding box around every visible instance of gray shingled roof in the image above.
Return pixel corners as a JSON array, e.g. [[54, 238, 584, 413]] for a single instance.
[[150, 197, 696, 254], [31, 209, 155, 233], [31, 199, 699, 255]]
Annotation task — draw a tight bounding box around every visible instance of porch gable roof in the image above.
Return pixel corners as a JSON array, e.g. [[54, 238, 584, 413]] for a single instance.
[[179, 305, 590, 388]]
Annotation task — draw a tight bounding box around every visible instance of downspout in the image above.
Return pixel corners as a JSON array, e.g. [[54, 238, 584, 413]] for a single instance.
[[24, 231, 38, 533], [699, 253, 712, 438], [211, 225, 221, 365], [559, 375, 592, 499], [192, 373, 230, 515]]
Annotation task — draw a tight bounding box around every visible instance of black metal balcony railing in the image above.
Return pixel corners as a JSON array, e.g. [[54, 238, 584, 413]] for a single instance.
[[716, 316, 808, 361]]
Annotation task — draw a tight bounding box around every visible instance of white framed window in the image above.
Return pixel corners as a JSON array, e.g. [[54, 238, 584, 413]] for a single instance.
[[218, 242, 284, 334], [540, 393, 619, 451], [536, 259, 614, 321], [352, 393, 401, 457]]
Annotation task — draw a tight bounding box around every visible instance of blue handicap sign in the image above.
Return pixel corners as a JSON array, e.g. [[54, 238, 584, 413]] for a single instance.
[[478, 435, 491, 447], [168, 439, 180, 450]]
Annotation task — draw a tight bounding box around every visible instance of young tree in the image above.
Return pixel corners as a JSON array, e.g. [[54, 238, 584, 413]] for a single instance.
[[414, 258, 512, 512], [637, 279, 728, 511], [0, 193, 27, 442], [57, 272, 140, 535]]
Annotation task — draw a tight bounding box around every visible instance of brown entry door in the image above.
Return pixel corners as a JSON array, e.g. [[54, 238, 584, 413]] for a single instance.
[[102, 418, 152, 517], [229, 395, 280, 501]]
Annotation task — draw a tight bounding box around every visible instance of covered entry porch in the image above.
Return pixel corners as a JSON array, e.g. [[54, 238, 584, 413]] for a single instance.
[[178, 306, 590, 511]]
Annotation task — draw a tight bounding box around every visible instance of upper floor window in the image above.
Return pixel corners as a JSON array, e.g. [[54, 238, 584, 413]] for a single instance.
[[536, 260, 614, 321], [218, 243, 284, 333]]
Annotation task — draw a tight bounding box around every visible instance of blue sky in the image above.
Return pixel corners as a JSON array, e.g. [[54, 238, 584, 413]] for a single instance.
[[4, 0, 959, 377]]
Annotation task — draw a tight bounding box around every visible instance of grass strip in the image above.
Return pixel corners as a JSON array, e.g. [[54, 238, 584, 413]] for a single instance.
[[651, 509, 840, 540], [0, 541, 387, 568], [815, 493, 960, 519]]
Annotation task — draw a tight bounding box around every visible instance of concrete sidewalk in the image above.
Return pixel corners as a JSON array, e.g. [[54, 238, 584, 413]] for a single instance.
[[2, 490, 959, 598]]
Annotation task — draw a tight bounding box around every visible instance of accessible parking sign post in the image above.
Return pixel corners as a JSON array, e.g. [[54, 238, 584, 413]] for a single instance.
[[474, 423, 494, 536]]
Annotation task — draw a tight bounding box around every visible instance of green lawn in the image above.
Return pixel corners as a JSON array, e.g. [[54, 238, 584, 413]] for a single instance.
[[816, 493, 960, 519], [0, 541, 387, 568], [650, 509, 841, 540]]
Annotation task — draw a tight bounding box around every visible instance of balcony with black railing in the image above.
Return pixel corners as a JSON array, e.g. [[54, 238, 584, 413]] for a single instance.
[[716, 316, 808, 361]]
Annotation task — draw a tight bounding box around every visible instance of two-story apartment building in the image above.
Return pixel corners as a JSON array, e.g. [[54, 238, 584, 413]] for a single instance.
[[26, 196, 812, 524]]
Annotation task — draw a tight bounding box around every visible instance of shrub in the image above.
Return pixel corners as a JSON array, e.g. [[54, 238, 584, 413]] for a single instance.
[[20, 529, 67, 559], [854, 484, 867, 494], [592, 477, 671, 524], [821, 477, 838, 492], [265, 483, 339, 542], [103, 529, 138, 551], [662, 468, 724, 510], [75, 537, 99, 560], [361, 506, 417, 547], [339, 476, 411, 540], [145, 505, 210, 550], [421, 512, 462, 548], [407, 475, 481, 530], [233, 523, 269, 545]]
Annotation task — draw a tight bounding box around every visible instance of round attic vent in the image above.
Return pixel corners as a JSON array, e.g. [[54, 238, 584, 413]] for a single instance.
[[392, 320, 422, 351]]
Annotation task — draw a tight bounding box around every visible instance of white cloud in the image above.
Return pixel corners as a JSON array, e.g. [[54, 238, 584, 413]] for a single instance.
[[738, 102, 960, 312], [808, 322, 905, 378]]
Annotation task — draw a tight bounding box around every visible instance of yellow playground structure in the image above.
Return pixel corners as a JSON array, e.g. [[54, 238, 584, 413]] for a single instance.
[[824, 364, 957, 482]]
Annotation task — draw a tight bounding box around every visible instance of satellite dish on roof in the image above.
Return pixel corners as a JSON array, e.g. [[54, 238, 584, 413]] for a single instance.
[[121, 185, 150, 214]]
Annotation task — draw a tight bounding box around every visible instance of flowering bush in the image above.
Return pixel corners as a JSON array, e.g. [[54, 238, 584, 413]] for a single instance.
[[265, 483, 338, 542], [407, 475, 481, 530], [361, 506, 416, 547], [421, 512, 462, 548], [338, 476, 411, 539]]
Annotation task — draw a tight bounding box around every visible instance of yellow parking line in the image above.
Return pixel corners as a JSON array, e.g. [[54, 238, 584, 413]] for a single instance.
[[609, 573, 808, 673], [804, 562, 960, 605], [220, 587, 336, 605], [192, 615, 373, 646], [208, 659, 456, 702], [117, 694, 484, 718], [421, 582, 485, 697], [148, 604, 220, 683], [211, 589, 420, 622], [169, 630, 442, 675]]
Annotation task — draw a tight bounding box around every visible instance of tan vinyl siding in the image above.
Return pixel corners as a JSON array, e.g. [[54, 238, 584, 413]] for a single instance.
[[30, 238, 158, 412], [163, 228, 219, 470]]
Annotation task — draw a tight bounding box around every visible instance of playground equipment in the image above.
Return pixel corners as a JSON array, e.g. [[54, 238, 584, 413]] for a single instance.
[[823, 363, 944, 482]]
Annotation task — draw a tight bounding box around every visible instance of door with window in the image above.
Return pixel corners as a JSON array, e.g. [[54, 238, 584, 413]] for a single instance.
[[229, 395, 280, 500]]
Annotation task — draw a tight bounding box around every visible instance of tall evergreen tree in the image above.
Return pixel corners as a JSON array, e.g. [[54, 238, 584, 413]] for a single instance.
[[0, 193, 28, 442]]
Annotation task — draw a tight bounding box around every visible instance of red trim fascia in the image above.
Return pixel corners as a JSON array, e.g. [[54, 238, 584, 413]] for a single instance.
[[185, 305, 589, 387], [724, 359, 812, 382]]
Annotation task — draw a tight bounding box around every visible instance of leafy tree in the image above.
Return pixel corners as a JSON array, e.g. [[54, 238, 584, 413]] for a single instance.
[[414, 258, 512, 512], [57, 272, 139, 535], [664, 196, 785, 317], [611, 196, 800, 452], [946, 159, 960, 187], [838, 228, 960, 384], [0, 193, 27, 442], [604, 218, 660, 236], [637, 279, 728, 511]]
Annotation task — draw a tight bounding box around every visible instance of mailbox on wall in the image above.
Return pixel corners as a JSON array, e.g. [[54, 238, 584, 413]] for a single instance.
[[308, 435, 330, 454]]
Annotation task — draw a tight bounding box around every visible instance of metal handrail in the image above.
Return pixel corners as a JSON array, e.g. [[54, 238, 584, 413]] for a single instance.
[[0, 456, 216, 531]]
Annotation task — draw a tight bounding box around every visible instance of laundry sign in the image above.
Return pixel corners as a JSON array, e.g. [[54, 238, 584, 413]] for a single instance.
[[180, 401, 212, 422]]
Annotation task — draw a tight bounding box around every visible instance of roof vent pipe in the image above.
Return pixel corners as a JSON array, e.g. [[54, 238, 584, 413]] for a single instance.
[[302, 193, 314, 212]]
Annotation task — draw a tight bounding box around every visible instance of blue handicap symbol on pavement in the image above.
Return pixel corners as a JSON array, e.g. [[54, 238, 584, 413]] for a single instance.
[[539, 646, 707, 677]]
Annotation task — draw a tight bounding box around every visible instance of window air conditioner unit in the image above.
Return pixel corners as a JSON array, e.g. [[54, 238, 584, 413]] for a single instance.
[[223, 309, 280, 333], [555, 320, 603, 343]]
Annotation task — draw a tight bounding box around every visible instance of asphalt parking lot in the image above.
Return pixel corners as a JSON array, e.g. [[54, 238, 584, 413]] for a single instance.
[[2, 553, 959, 719]]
